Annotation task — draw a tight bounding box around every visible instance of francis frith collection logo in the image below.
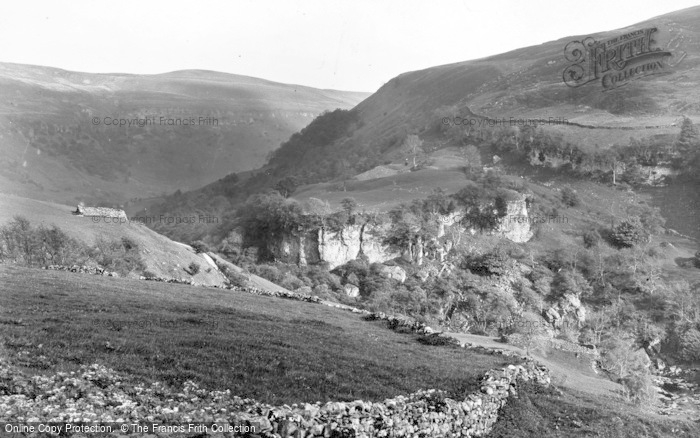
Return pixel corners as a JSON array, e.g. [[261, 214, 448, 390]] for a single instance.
[[562, 27, 678, 90]]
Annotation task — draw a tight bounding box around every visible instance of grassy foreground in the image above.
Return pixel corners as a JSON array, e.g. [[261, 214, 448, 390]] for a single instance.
[[486, 381, 700, 438], [0, 265, 512, 405]]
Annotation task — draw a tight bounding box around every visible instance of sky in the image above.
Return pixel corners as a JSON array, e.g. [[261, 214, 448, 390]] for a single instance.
[[1, 0, 698, 92]]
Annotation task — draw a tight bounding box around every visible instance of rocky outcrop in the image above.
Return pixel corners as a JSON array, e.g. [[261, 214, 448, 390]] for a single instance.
[[495, 193, 533, 243], [544, 292, 587, 330], [378, 265, 407, 283], [271, 196, 532, 268], [272, 223, 399, 269], [343, 283, 360, 298]]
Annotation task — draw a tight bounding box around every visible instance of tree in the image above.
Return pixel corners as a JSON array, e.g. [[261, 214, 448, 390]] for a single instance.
[[304, 197, 333, 228], [600, 149, 623, 185], [190, 240, 210, 254], [452, 184, 503, 231], [402, 134, 424, 168], [238, 193, 304, 256], [340, 197, 358, 217], [274, 176, 298, 198], [561, 187, 580, 207], [384, 203, 436, 265], [610, 220, 649, 248], [552, 269, 593, 300], [676, 116, 699, 155], [583, 229, 601, 248], [462, 145, 482, 177]]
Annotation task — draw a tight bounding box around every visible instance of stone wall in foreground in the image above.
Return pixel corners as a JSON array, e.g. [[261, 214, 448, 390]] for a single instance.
[[227, 362, 550, 437]]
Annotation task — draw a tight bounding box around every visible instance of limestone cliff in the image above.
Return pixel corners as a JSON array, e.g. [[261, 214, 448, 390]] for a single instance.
[[270, 196, 533, 268], [272, 223, 399, 269], [495, 194, 534, 243]]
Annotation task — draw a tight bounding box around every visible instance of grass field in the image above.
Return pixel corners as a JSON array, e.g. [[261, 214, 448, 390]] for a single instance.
[[486, 381, 699, 438], [0, 265, 513, 406]]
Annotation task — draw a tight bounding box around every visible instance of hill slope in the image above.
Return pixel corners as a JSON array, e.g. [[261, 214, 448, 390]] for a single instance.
[[0, 193, 231, 285], [258, 5, 700, 182], [0, 63, 369, 205], [147, 6, 700, 244]]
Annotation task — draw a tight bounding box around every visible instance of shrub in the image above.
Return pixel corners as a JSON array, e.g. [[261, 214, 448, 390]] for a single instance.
[[92, 237, 147, 276], [679, 328, 700, 362], [583, 229, 601, 248], [417, 334, 460, 348], [221, 266, 248, 287], [610, 220, 649, 248], [462, 247, 513, 276], [0, 216, 88, 267], [561, 187, 580, 207], [190, 240, 210, 254], [312, 284, 332, 299], [187, 262, 201, 275], [252, 264, 284, 284], [121, 237, 138, 251], [142, 270, 158, 279], [280, 275, 304, 291], [620, 371, 656, 406]]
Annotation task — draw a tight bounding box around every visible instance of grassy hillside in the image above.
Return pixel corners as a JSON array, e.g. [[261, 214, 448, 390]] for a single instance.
[[146, 6, 700, 242], [0, 62, 369, 205], [2, 265, 697, 436], [0, 265, 511, 405], [0, 193, 227, 285]]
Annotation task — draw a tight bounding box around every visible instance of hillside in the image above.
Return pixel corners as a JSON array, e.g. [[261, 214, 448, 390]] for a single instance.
[[145, 6, 700, 241], [0, 62, 368, 205], [259, 5, 700, 182], [0, 193, 231, 285], [1, 265, 697, 437]]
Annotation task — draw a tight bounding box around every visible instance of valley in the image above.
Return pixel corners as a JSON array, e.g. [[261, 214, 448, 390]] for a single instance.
[[2, 3, 700, 437]]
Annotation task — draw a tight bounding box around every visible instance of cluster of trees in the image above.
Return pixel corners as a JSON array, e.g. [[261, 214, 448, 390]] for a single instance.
[[383, 175, 518, 264], [0, 216, 85, 267], [232, 193, 366, 262], [0, 216, 146, 276]]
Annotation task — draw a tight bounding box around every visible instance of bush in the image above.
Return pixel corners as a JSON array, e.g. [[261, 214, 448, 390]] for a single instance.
[[121, 237, 138, 251], [610, 220, 649, 248], [679, 328, 700, 362], [0, 216, 88, 267], [142, 270, 158, 279], [190, 240, 210, 254], [312, 284, 332, 299], [620, 371, 656, 406], [221, 266, 248, 287], [583, 229, 601, 248], [91, 237, 147, 276], [462, 247, 513, 276], [561, 187, 580, 207], [417, 334, 460, 348], [251, 264, 284, 284], [187, 262, 201, 275], [280, 275, 304, 291]]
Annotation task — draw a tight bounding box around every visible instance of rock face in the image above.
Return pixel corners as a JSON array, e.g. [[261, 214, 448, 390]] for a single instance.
[[271, 197, 532, 267], [496, 194, 533, 243], [378, 265, 407, 283], [544, 292, 587, 329], [272, 223, 399, 269], [343, 283, 360, 298]]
